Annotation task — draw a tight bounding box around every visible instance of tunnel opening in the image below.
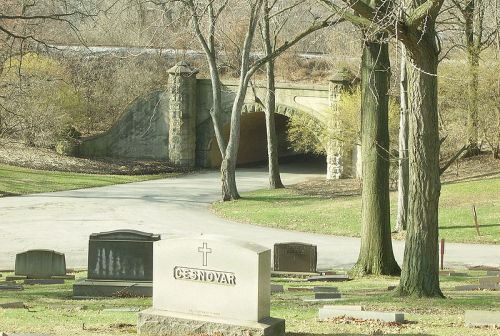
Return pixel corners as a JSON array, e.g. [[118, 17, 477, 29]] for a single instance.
[[208, 112, 326, 169]]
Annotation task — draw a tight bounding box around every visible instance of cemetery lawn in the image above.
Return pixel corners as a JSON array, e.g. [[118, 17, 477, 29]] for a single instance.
[[0, 164, 175, 196], [1, 271, 499, 335], [211, 175, 500, 244]]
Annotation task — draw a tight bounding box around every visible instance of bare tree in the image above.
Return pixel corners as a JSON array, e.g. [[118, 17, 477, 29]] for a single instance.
[[173, 0, 341, 200], [441, 0, 499, 155]]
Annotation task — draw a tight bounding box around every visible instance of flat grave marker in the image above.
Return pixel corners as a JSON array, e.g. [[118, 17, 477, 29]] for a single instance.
[[0, 302, 25, 309], [319, 306, 405, 323], [465, 310, 500, 327], [271, 284, 284, 293], [307, 274, 351, 282]]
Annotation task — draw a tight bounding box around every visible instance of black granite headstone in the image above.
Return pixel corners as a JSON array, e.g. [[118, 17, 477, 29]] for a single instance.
[[87, 230, 160, 281], [273, 242, 317, 273], [74, 229, 161, 297]]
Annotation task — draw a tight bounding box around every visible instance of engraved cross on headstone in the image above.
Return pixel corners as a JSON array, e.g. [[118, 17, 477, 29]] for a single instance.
[[198, 242, 212, 266]]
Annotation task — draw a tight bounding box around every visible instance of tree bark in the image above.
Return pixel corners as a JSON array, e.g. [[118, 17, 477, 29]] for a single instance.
[[464, 0, 480, 156], [263, 1, 284, 189], [395, 45, 409, 232], [220, 1, 263, 201], [351, 34, 400, 276], [466, 50, 480, 155], [397, 33, 444, 297]]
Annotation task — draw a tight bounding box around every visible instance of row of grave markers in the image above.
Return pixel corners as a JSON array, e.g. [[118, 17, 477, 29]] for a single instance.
[[1, 229, 498, 335], [0, 229, 327, 336]]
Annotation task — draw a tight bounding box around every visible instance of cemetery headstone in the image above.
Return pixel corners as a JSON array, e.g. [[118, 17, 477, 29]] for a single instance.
[[479, 276, 500, 286], [0, 284, 23, 291], [288, 287, 313, 292], [465, 310, 500, 327], [271, 284, 284, 293], [73, 229, 160, 298], [307, 274, 350, 282], [0, 302, 25, 309], [319, 306, 405, 323], [138, 235, 285, 336], [7, 250, 72, 281], [24, 279, 64, 285], [273, 242, 317, 273]]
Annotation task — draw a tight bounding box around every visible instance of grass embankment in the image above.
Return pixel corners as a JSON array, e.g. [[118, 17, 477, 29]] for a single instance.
[[0, 164, 174, 196], [211, 176, 500, 244], [0, 271, 498, 335]]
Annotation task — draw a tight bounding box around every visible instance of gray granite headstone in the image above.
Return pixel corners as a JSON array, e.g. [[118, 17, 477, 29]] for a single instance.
[[273, 242, 317, 273], [88, 229, 160, 281], [14, 250, 66, 279]]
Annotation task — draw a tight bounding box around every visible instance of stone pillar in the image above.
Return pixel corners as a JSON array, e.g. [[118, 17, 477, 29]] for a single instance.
[[167, 62, 198, 167], [326, 69, 351, 180]]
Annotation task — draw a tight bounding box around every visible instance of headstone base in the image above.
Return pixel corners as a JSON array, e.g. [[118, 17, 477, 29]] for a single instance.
[[137, 308, 285, 336], [73, 279, 152, 298]]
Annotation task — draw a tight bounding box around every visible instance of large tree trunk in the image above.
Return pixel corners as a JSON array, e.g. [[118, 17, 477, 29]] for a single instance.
[[265, 60, 285, 189], [220, 0, 263, 201], [351, 35, 400, 276], [221, 78, 249, 201], [208, 58, 227, 156], [263, 1, 284, 189], [398, 34, 444, 297], [395, 45, 409, 232]]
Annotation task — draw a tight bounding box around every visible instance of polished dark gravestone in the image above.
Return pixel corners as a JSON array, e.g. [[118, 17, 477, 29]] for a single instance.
[[273, 242, 317, 273], [73, 229, 160, 298], [6, 250, 73, 282]]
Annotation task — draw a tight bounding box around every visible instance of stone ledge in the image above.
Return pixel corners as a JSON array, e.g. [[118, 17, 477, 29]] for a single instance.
[[73, 279, 152, 298], [138, 308, 285, 336]]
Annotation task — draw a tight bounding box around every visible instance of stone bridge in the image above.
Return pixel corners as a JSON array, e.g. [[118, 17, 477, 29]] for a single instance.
[[79, 62, 359, 179]]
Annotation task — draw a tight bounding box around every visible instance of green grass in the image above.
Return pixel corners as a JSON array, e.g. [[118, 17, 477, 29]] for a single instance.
[[211, 176, 500, 244], [0, 164, 176, 196], [0, 271, 498, 335]]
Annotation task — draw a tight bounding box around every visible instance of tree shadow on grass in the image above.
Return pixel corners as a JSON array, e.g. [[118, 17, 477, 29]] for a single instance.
[[287, 333, 434, 336], [439, 223, 500, 229]]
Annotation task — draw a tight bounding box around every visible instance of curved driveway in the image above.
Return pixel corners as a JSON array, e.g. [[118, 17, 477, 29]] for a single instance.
[[0, 164, 498, 270]]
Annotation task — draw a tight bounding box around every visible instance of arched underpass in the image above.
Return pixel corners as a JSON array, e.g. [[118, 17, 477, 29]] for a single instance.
[[208, 112, 326, 170]]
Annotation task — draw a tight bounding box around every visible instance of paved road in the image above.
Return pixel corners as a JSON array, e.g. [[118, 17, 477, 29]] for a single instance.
[[0, 164, 498, 270]]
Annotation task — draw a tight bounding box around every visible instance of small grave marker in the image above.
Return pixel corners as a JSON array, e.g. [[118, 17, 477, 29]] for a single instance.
[[271, 284, 284, 293], [274, 242, 317, 273], [0, 302, 25, 309], [314, 286, 338, 293], [319, 306, 404, 323], [24, 279, 64, 285], [13, 250, 68, 279], [465, 310, 500, 327], [288, 287, 312, 292], [479, 276, 500, 286], [0, 284, 23, 291], [307, 274, 350, 282]]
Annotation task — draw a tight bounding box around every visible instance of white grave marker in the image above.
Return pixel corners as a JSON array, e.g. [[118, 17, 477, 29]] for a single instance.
[[138, 235, 285, 336]]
